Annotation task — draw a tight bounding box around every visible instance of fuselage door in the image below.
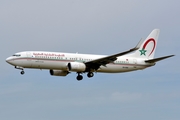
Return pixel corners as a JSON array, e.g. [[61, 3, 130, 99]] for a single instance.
[[133, 59, 137, 68], [26, 52, 32, 67]]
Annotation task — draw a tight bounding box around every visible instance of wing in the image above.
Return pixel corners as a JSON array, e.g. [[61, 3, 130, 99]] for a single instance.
[[85, 39, 143, 70]]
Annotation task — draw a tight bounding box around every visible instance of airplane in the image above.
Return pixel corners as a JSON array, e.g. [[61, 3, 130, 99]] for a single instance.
[[6, 29, 174, 81]]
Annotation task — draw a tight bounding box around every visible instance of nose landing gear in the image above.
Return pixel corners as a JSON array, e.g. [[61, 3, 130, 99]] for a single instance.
[[15, 66, 25, 75], [20, 70, 25, 75]]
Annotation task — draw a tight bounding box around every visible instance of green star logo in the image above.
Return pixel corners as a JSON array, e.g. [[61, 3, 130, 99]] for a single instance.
[[139, 49, 147, 56]]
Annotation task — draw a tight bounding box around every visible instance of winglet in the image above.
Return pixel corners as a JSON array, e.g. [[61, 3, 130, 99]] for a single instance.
[[135, 38, 144, 50], [130, 38, 144, 51]]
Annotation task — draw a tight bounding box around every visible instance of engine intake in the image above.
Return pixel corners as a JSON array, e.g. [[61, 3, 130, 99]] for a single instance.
[[67, 62, 86, 72]]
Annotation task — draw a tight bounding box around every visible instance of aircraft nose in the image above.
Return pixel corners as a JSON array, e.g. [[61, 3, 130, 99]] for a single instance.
[[6, 57, 12, 64]]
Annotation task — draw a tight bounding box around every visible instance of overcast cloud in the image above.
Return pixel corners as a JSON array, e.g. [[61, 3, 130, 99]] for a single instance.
[[0, 0, 180, 120]]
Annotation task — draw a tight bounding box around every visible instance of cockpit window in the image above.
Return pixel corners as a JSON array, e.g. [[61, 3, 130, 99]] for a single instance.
[[12, 54, 21, 57]]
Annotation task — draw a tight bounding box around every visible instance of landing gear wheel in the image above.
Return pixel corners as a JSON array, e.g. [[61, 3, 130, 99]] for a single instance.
[[21, 71, 25, 75], [77, 75, 83, 81], [87, 72, 94, 78]]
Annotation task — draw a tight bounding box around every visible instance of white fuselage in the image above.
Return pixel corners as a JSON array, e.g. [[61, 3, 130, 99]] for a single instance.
[[6, 29, 174, 80], [6, 51, 153, 73]]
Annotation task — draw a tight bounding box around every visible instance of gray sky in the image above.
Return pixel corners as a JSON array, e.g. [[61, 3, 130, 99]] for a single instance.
[[0, 0, 180, 120]]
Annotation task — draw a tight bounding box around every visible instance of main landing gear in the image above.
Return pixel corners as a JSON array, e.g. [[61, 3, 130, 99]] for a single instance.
[[76, 74, 83, 81], [87, 72, 94, 78], [15, 66, 25, 75], [76, 72, 94, 81]]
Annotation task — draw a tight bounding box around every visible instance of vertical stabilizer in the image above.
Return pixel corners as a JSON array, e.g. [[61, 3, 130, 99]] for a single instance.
[[128, 29, 160, 59]]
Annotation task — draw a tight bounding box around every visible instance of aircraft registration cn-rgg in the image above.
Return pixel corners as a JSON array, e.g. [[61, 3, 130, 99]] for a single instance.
[[6, 29, 174, 81]]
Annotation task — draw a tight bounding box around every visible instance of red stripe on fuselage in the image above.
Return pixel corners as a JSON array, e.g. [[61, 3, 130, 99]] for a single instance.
[[9, 57, 151, 67]]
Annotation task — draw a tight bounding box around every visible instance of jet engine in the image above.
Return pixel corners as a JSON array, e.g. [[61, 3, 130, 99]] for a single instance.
[[67, 62, 86, 72], [49, 70, 69, 76]]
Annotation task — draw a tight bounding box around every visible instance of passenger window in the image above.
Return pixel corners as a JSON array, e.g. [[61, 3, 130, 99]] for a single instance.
[[13, 54, 21, 57]]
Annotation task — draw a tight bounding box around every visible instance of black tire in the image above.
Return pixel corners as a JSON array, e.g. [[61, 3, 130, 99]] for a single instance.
[[76, 75, 83, 81], [21, 71, 25, 75], [87, 72, 94, 78]]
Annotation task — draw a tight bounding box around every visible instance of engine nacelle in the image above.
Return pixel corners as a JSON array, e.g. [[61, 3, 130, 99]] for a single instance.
[[49, 70, 69, 76], [67, 62, 86, 72]]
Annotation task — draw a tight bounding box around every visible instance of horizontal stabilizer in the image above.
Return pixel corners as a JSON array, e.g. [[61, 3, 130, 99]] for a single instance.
[[145, 55, 175, 63]]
